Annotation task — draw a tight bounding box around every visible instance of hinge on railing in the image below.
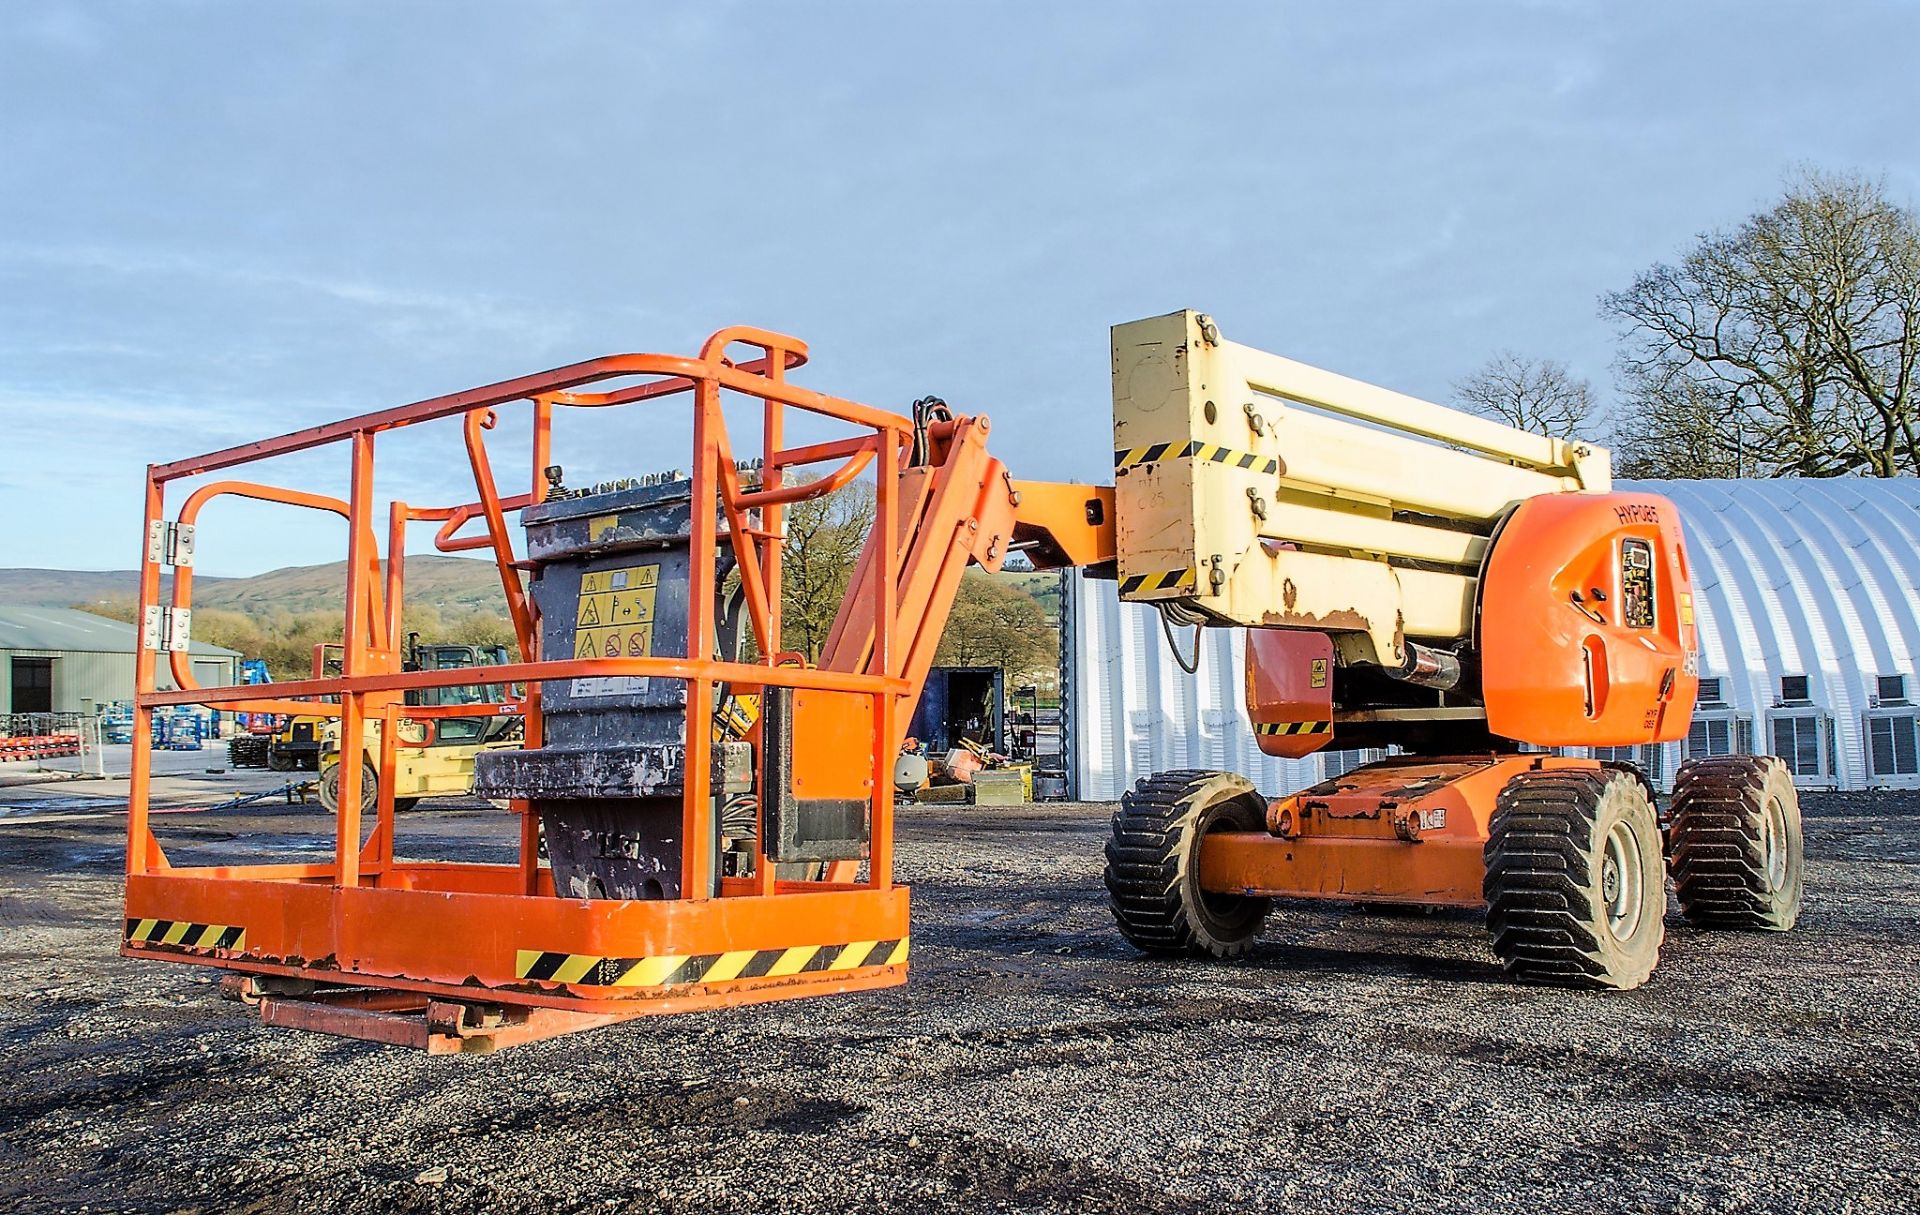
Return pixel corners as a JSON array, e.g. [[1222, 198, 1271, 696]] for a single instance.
[[141, 606, 192, 652], [146, 521, 196, 567]]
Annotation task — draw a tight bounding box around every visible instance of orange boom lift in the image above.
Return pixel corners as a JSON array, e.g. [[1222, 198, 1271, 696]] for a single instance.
[[1099, 312, 1803, 990], [121, 312, 1803, 1051]]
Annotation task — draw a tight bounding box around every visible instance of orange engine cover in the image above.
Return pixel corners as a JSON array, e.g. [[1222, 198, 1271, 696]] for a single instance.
[[1479, 491, 1698, 747], [1245, 630, 1335, 757]]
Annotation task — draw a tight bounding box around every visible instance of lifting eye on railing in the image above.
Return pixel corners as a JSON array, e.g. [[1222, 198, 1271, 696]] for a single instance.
[[699, 326, 811, 371]]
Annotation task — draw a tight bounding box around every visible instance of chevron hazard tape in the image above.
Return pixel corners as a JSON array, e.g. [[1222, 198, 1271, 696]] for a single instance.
[[515, 938, 910, 988], [1114, 440, 1279, 475], [1119, 568, 1196, 596], [1254, 721, 1331, 736], [125, 918, 246, 950]]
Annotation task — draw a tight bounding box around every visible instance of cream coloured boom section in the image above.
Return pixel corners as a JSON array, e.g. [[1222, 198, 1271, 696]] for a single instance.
[[1111, 310, 1612, 667]]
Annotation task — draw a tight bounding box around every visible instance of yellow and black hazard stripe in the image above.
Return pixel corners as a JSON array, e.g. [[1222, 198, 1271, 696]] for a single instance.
[[1113, 440, 1184, 469], [1113, 440, 1279, 476], [515, 938, 910, 989], [1254, 721, 1331, 736], [1119, 568, 1196, 596], [125, 918, 246, 950]]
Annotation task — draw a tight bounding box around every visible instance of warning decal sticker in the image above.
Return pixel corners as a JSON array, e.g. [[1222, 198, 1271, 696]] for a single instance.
[[574, 564, 659, 660]]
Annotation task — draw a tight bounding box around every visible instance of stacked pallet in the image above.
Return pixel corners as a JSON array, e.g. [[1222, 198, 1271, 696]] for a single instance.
[[0, 734, 81, 762]]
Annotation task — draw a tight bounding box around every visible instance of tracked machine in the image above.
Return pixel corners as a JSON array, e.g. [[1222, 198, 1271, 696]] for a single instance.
[[120, 313, 1801, 1051]]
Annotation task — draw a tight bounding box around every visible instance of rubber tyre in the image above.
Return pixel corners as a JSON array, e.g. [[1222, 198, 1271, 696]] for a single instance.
[[319, 761, 378, 816], [1669, 755, 1803, 931], [267, 749, 294, 772], [1484, 766, 1666, 991], [1104, 769, 1271, 958], [394, 797, 420, 812]]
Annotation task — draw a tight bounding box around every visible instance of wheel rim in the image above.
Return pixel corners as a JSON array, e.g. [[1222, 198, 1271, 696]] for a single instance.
[[1197, 814, 1248, 919], [1601, 818, 1646, 941], [1762, 794, 1790, 891], [323, 765, 378, 813]]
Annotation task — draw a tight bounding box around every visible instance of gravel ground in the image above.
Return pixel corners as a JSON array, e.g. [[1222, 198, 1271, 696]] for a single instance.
[[0, 783, 1915, 1214]]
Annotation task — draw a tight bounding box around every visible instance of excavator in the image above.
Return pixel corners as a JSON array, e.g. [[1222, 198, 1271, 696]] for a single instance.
[[120, 313, 1804, 1051]]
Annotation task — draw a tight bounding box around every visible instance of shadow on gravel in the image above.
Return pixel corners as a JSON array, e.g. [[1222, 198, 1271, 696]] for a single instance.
[[482, 1082, 865, 1137], [1800, 790, 1920, 817], [1238, 940, 1510, 986]]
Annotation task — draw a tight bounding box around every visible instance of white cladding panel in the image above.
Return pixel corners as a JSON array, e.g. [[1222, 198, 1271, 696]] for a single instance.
[[1064, 573, 1353, 802], [1654, 477, 1920, 791], [1066, 477, 1920, 798]]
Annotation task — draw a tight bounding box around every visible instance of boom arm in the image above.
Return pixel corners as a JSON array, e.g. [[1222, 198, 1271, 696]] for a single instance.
[[1110, 309, 1610, 667], [816, 417, 1116, 750]]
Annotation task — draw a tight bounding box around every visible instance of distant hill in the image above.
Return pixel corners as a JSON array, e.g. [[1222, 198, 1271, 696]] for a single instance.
[[0, 568, 231, 606], [7, 556, 1049, 622], [195, 555, 512, 615], [1, 555, 506, 616], [1002, 570, 1063, 622]]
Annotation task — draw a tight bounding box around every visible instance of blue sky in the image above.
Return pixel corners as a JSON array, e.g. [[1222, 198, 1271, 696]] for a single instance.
[[3, 1, 1915, 577]]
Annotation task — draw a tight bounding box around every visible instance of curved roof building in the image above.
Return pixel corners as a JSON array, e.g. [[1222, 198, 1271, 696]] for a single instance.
[[1066, 477, 1920, 798]]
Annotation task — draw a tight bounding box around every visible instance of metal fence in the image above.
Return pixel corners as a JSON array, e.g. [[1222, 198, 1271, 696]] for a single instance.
[[0, 710, 102, 775]]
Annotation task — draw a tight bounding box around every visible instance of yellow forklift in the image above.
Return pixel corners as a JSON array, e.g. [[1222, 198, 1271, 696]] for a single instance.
[[317, 638, 522, 814]]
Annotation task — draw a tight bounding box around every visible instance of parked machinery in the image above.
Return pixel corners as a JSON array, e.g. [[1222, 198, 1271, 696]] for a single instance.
[[1101, 312, 1803, 989], [224, 660, 277, 768], [316, 638, 522, 814], [119, 312, 1801, 1053]]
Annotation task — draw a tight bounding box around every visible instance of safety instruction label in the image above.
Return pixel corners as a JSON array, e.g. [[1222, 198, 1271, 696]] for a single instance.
[[574, 564, 659, 659]]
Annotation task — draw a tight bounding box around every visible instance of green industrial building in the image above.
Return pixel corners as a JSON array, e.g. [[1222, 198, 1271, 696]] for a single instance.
[[0, 607, 241, 716]]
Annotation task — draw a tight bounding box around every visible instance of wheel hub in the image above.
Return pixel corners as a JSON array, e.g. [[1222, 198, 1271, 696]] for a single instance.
[[1763, 795, 1790, 891], [1602, 818, 1644, 942]]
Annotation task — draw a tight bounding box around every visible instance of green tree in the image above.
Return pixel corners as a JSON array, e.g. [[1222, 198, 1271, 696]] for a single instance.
[[933, 571, 1057, 682]]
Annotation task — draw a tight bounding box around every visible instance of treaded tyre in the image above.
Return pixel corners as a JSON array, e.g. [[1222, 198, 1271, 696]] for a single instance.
[[1669, 755, 1803, 931], [1484, 766, 1666, 990], [319, 760, 378, 816], [1104, 769, 1270, 958]]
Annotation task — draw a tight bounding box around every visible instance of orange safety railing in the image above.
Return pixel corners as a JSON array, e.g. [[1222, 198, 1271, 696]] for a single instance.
[[128, 327, 918, 900]]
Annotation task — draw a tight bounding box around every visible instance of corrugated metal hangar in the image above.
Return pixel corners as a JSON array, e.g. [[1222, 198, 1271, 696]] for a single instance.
[[0, 607, 241, 716], [1066, 477, 1920, 798]]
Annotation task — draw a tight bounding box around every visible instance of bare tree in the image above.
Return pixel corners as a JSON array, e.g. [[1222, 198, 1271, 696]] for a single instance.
[[1603, 169, 1920, 478], [1608, 375, 1749, 480], [1452, 353, 1598, 439], [778, 481, 874, 662]]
